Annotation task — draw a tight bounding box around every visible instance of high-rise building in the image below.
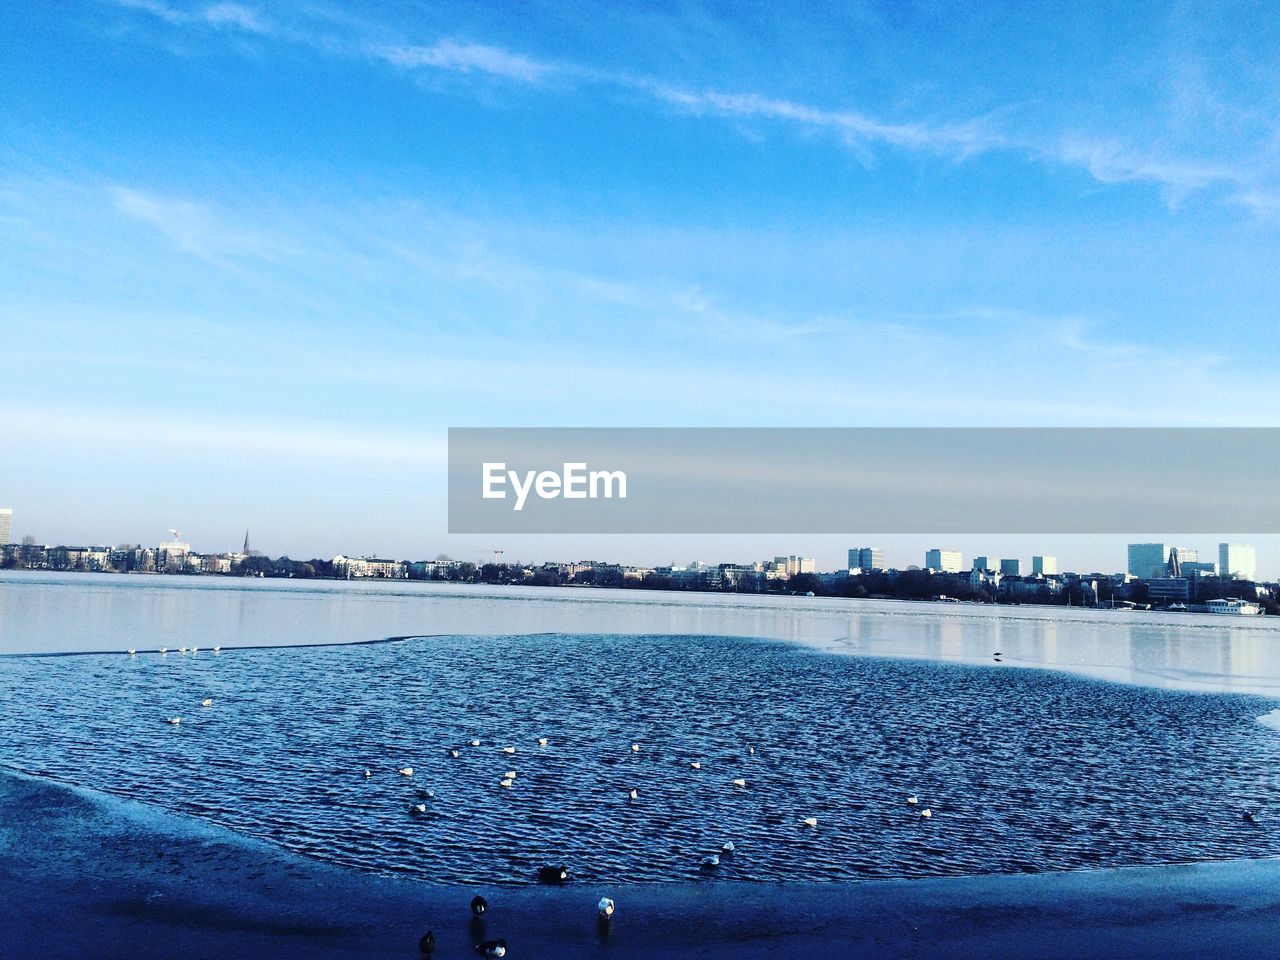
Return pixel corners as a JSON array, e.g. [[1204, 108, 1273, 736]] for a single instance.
[[1127, 543, 1167, 579], [1219, 542, 1257, 581], [973, 556, 991, 572], [1000, 558, 1021, 576], [0, 508, 10, 546], [772, 555, 815, 576], [1032, 555, 1057, 576], [849, 547, 886, 572], [925, 548, 963, 573]]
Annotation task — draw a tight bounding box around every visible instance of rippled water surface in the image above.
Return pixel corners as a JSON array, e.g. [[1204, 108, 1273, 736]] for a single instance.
[[3, 632, 1280, 884]]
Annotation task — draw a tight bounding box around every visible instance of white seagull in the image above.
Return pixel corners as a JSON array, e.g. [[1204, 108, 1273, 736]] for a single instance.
[[920, 809, 933, 819], [502, 746, 516, 754], [470, 739, 481, 747], [722, 841, 735, 853], [127, 649, 136, 656], [200, 698, 212, 707], [398, 767, 414, 777], [732, 778, 747, 788], [598, 896, 615, 919], [631, 743, 640, 752], [537, 737, 549, 747], [165, 717, 181, 725], [803, 817, 818, 828], [499, 777, 514, 788], [907, 795, 920, 805], [690, 761, 701, 770], [701, 854, 720, 867]]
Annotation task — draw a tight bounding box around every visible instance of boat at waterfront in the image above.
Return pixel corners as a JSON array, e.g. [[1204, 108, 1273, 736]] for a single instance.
[[1204, 598, 1263, 616]]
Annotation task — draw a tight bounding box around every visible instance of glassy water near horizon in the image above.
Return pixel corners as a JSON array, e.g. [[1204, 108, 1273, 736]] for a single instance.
[[7, 571, 1280, 695], [4, 573, 1280, 886]]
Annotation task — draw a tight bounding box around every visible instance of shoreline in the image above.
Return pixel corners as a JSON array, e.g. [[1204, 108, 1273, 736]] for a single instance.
[[5, 767, 1280, 959]]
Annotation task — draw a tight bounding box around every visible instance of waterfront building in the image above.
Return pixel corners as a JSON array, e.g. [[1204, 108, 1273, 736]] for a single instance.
[[849, 547, 886, 572], [1219, 543, 1257, 581], [1127, 543, 1167, 579], [1000, 558, 1021, 576], [0, 508, 10, 546], [1146, 578, 1192, 603], [925, 548, 963, 573], [1032, 555, 1057, 576]]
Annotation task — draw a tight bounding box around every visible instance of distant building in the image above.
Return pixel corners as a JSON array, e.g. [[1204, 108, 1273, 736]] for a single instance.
[[1032, 555, 1057, 576], [1219, 542, 1257, 581], [0, 508, 10, 546], [1127, 543, 1167, 579], [925, 548, 963, 573], [1180, 561, 1217, 578], [973, 556, 991, 572], [849, 547, 885, 572], [157, 536, 190, 573], [999, 558, 1021, 576], [769, 555, 815, 577], [333, 555, 406, 579], [1146, 578, 1192, 603]]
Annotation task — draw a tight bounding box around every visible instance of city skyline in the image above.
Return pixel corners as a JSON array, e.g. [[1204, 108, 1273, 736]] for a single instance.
[[1, 505, 1271, 580], [4, 3, 1279, 566]]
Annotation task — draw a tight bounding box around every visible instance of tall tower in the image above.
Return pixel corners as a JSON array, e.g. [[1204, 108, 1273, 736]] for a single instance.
[[243, 529, 251, 554], [0, 508, 11, 546]]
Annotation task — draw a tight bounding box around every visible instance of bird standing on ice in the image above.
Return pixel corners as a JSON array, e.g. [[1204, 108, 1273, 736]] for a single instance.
[[597, 896, 615, 919], [471, 895, 488, 917]]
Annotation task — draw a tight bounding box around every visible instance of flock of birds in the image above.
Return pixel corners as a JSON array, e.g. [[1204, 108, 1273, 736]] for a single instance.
[[137, 643, 950, 957]]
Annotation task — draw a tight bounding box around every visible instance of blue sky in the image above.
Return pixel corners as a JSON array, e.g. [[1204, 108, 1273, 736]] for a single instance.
[[2, 1, 1278, 572]]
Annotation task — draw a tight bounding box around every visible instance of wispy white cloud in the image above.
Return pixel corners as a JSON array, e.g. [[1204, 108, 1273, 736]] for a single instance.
[[648, 86, 1002, 157], [115, 0, 273, 34], [376, 40, 556, 83], [111, 186, 289, 262], [107, 0, 1279, 211], [201, 2, 270, 34], [1052, 136, 1245, 207]]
